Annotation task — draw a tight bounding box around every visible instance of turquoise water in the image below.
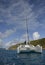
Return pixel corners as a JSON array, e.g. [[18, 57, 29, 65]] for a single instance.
[[0, 49, 45, 65]]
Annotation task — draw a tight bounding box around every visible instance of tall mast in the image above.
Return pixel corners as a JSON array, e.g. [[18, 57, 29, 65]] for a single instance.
[[26, 16, 29, 45]]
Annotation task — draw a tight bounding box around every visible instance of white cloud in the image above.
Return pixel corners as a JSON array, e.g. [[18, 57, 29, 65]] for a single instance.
[[0, 0, 45, 48], [33, 32, 40, 40], [5, 38, 19, 49], [0, 0, 45, 30], [0, 39, 3, 48], [5, 33, 29, 49], [0, 28, 16, 39], [0, 32, 40, 48], [0, 0, 38, 30]]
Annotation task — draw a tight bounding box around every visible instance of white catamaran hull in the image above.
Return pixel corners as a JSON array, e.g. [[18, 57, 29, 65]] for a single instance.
[[17, 45, 42, 53]]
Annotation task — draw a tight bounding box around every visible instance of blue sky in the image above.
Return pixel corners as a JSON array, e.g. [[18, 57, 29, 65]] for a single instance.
[[0, 0, 45, 48]]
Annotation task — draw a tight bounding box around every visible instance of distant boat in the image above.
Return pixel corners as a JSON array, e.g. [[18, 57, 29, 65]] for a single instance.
[[17, 16, 42, 54]]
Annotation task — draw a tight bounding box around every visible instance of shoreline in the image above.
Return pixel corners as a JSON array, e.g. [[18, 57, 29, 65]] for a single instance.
[[43, 48, 45, 49]]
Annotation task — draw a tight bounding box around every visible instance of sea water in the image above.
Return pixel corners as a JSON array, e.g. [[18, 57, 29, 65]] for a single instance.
[[0, 49, 45, 65]]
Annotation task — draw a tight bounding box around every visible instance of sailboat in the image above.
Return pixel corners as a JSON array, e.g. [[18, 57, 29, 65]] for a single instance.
[[17, 17, 42, 54]]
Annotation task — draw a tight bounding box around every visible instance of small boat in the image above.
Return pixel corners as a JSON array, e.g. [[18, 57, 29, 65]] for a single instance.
[[17, 16, 42, 54]]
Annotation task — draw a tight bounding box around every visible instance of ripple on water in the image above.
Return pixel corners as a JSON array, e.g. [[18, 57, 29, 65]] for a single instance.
[[0, 50, 45, 65]]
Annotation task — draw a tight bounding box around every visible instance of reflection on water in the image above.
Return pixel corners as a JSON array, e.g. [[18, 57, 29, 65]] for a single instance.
[[0, 49, 45, 65], [17, 53, 44, 65]]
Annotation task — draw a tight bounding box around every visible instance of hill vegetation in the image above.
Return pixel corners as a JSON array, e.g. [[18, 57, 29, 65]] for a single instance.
[[8, 38, 45, 50]]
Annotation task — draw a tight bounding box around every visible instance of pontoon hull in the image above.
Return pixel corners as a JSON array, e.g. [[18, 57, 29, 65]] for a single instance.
[[17, 45, 42, 53]]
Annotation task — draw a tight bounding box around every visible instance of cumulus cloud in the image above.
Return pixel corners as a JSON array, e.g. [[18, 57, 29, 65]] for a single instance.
[[33, 32, 40, 40], [5, 38, 19, 49], [0, 28, 16, 39]]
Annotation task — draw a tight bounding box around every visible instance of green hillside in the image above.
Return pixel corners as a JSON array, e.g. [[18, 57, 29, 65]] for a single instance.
[[8, 38, 45, 50]]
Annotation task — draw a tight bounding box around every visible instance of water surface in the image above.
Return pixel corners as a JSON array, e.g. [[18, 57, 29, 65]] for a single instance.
[[0, 49, 45, 65]]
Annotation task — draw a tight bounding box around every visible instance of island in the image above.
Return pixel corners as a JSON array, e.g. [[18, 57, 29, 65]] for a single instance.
[[8, 38, 45, 50]]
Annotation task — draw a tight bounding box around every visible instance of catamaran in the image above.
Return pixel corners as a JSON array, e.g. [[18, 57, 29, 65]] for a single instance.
[[17, 17, 42, 54]]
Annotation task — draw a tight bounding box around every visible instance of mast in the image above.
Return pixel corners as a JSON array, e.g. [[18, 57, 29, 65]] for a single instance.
[[25, 16, 29, 45]]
